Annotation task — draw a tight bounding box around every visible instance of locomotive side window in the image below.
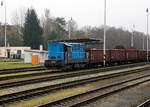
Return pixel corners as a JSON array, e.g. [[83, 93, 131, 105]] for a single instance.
[[64, 45, 67, 52], [67, 46, 72, 53]]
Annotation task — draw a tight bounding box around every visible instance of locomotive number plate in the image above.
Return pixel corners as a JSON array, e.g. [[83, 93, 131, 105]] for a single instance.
[[51, 61, 56, 63]]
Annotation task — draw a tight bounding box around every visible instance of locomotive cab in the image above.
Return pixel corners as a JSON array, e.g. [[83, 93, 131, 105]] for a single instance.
[[45, 42, 67, 68], [44, 41, 87, 68]]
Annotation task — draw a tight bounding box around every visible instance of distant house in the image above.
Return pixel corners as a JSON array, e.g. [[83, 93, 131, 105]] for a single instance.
[[0, 47, 31, 58]]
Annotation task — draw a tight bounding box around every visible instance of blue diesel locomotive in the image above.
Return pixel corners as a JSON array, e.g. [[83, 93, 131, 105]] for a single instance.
[[44, 41, 88, 69]]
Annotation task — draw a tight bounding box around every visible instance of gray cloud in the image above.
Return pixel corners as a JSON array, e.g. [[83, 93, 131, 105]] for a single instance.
[[0, 0, 149, 33]]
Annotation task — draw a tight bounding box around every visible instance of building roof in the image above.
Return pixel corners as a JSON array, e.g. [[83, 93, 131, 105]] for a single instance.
[[53, 38, 103, 45], [62, 42, 84, 46], [0, 46, 31, 48], [24, 49, 48, 53]]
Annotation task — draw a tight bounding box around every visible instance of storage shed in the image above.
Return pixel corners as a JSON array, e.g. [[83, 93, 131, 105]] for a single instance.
[[24, 50, 48, 63]]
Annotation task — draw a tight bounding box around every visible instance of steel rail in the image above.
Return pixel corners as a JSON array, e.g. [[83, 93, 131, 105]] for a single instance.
[[0, 66, 150, 106], [0, 62, 148, 81], [1, 63, 150, 89], [0, 66, 46, 74], [38, 73, 150, 107], [137, 99, 150, 107]]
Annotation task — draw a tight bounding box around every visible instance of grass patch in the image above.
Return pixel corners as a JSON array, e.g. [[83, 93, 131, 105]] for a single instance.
[[7, 86, 91, 107], [0, 61, 43, 69]]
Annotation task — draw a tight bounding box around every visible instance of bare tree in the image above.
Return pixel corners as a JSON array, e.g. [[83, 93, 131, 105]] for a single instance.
[[11, 10, 19, 26], [41, 8, 57, 36], [10, 7, 27, 46], [11, 7, 26, 27], [68, 18, 78, 39]]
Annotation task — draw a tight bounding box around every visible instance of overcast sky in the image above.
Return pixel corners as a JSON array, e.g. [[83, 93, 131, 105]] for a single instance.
[[0, 0, 150, 33]]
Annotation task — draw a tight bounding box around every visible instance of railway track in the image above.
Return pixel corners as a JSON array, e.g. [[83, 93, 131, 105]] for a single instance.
[[38, 72, 150, 107], [0, 62, 150, 89], [0, 66, 46, 74], [1, 65, 150, 106], [0, 70, 59, 81], [137, 99, 150, 107], [0, 62, 148, 81], [0, 62, 148, 75]]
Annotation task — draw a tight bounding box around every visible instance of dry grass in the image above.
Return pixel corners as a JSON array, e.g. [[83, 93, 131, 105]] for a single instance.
[[6, 86, 91, 107]]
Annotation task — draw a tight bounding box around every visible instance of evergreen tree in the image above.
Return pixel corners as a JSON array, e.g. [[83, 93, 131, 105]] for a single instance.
[[23, 8, 43, 49]]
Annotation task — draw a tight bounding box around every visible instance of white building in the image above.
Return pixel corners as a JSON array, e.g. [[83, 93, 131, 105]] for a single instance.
[[0, 47, 31, 58], [24, 50, 48, 63]]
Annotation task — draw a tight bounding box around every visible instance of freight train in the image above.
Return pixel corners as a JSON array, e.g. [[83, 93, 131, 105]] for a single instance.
[[44, 41, 149, 69]]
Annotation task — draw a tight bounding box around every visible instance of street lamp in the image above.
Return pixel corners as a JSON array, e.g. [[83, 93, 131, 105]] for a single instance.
[[146, 8, 149, 61], [68, 17, 72, 39], [1, 0, 7, 57], [143, 34, 145, 50], [131, 25, 135, 47], [103, 0, 106, 66]]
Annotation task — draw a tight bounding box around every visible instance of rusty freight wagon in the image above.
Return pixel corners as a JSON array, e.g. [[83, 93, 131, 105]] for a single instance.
[[86, 49, 111, 66], [126, 49, 138, 61], [110, 49, 126, 63], [137, 50, 147, 61]]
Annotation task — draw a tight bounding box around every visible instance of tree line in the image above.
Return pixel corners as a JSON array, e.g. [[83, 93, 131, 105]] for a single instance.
[[0, 8, 149, 50]]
